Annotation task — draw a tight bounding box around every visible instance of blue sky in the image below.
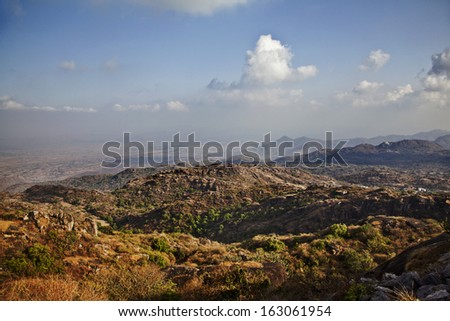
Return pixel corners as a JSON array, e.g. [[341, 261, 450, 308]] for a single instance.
[[1, 0, 450, 146]]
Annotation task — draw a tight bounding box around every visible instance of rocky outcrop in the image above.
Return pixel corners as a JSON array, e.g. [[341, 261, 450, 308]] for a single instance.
[[362, 233, 450, 300], [23, 210, 97, 236]]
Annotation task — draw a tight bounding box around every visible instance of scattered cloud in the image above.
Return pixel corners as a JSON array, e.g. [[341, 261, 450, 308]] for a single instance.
[[114, 103, 161, 112], [0, 96, 96, 112], [241, 34, 317, 86], [98, 0, 252, 16], [359, 49, 390, 71], [59, 60, 77, 71], [104, 58, 118, 71], [336, 81, 413, 108], [63, 106, 97, 113], [203, 87, 304, 109], [204, 34, 316, 109], [113, 100, 189, 112], [386, 84, 414, 102], [420, 47, 450, 107], [166, 100, 189, 112], [0, 96, 25, 110], [352, 80, 384, 94]]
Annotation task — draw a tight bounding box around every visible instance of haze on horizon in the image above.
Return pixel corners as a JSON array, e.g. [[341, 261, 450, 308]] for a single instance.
[[1, 0, 450, 150]]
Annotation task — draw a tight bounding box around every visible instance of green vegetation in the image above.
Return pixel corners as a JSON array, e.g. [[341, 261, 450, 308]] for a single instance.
[[4, 243, 63, 276], [328, 223, 348, 238]]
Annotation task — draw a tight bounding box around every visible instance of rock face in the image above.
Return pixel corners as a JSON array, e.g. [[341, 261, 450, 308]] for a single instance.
[[363, 233, 450, 301], [24, 210, 97, 236]]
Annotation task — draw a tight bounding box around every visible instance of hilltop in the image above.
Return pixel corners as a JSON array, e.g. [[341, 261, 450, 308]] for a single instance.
[[1, 164, 449, 301]]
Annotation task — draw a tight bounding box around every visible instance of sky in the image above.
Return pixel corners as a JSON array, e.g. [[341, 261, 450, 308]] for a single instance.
[[1, 0, 450, 148]]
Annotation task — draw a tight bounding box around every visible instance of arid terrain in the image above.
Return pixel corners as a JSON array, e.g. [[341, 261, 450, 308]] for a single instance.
[[1, 137, 449, 301]]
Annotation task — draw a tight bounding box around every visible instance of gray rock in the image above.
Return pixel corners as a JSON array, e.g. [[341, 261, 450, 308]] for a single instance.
[[438, 252, 450, 263], [424, 289, 449, 301], [371, 290, 390, 301], [421, 271, 442, 286], [442, 264, 450, 279], [396, 271, 421, 291], [417, 284, 448, 300]]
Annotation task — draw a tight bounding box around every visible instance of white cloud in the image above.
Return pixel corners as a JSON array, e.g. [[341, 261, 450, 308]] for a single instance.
[[336, 81, 413, 108], [242, 34, 318, 85], [297, 65, 318, 79], [352, 80, 384, 94], [0, 96, 25, 110], [203, 87, 304, 109], [104, 58, 118, 71], [59, 60, 77, 71], [359, 49, 390, 71], [96, 0, 251, 15], [420, 47, 450, 107], [386, 84, 414, 102], [166, 100, 188, 111], [63, 106, 97, 113], [0, 96, 96, 112], [114, 103, 161, 112]]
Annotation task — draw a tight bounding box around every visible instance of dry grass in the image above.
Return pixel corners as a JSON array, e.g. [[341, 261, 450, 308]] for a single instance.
[[94, 263, 176, 300], [391, 287, 419, 301], [0, 275, 106, 300]]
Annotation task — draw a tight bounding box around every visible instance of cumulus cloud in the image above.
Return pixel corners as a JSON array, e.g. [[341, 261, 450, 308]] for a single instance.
[[204, 35, 315, 109], [420, 47, 450, 107], [352, 80, 384, 94], [166, 100, 189, 111], [0, 96, 25, 110], [63, 106, 97, 113], [241, 34, 317, 85], [336, 81, 412, 108], [386, 84, 414, 102], [203, 87, 304, 109], [59, 60, 77, 71], [114, 103, 161, 112], [96, 0, 250, 15], [104, 58, 118, 71], [359, 49, 390, 71], [0, 96, 96, 112], [113, 100, 188, 112]]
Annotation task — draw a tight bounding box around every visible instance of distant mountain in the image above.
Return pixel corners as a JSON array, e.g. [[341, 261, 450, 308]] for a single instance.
[[277, 129, 450, 150], [435, 134, 450, 150], [278, 139, 450, 167], [345, 129, 450, 147]]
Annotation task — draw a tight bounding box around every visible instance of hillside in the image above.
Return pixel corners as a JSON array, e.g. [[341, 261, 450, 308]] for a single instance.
[[1, 164, 449, 301]]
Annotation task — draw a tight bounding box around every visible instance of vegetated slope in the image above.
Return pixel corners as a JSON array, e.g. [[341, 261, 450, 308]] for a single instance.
[[1, 164, 449, 301]]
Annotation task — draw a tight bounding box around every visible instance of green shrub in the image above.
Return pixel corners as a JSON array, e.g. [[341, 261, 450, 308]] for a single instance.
[[148, 251, 170, 268], [329, 223, 348, 238], [342, 249, 374, 272], [4, 243, 63, 276], [151, 237, 171, 253], [344, 283, 372, 300], [263, 238, 286, 252]]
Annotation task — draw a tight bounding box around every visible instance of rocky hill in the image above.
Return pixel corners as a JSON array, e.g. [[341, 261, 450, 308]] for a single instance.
[[1, 164, 449, 301]]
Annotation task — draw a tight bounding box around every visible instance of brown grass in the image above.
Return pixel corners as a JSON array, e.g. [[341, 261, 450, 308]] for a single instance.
[[0, 275, 106, 300]]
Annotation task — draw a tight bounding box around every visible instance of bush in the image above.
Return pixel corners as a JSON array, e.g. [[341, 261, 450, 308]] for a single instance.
[[329, 224, 348, 238], [151, 237, 171, 253], [148, 251, 171, 268], [4, 243, 63, 276], [344, 283, 372, 301], [263, 238, 286, 252], [342, 249, 375, 272], [96, 264, 177, 300]]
